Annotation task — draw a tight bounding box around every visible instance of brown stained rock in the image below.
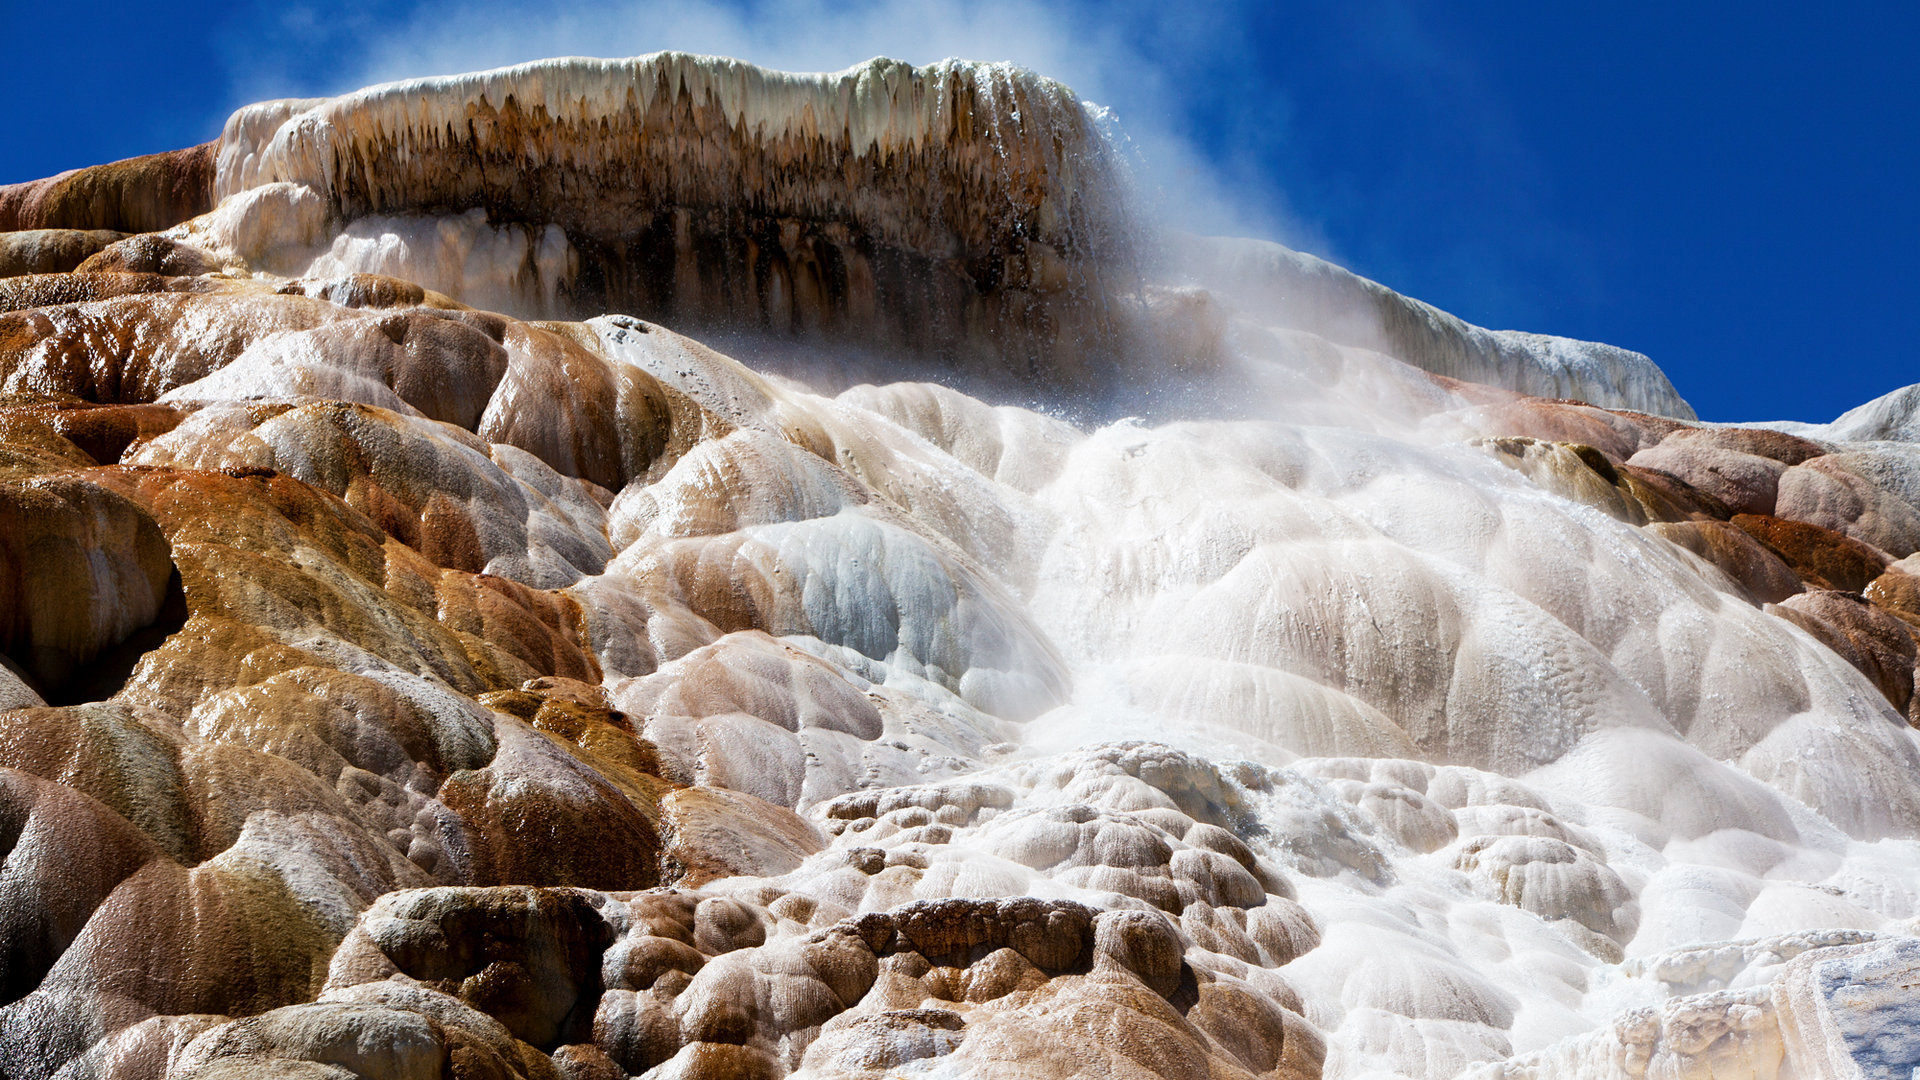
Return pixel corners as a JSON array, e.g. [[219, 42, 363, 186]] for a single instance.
[[871, 898, 1097, 975], [0, 270, 198, 315], [0, 403, 184, 465], [1246, 900, 1322, 968], [552, 1042, 625, 1080], [175, 741, 388, 864], [72, 462, 611, 709], [1628, 442, 1788, 517], [28, 1015, 225, 1080], [35, 856, 341, 1021], [0, 282, 678, 499], [0, 768, 163, 1005], [169, 1002, 452, 1080], [1185, 977, 1303, 1076], [139, 400, 611, 585], [115, 615, 325, 721], [326, 887, 615, 1049], [513, 680, 660, 777], [1623, 427, 1843, 541], [0, 278, 679, 498], [0, 271, 225, 319], [193, 668, 469, 786], [1648, 520, 1804, 604], [105, 465, 386, 571], [435, 574, 601, 686], [1659, 425, 1827, 466], [601, 934, 707, 997], [1478, 437, 1646, 524], [1093, 908, 1185, 999], [659, 787, 822, 886], [0, 472, 176, 691], [439, 722, 661, 891], [0, 669, 41, 712], [0, 705, 196, 863], [78, 469, 491, 699], [367, 311, 511, 429], [649, 1042, 780, 1080], [0, 290, 325, 404], [938, 975, 1222, 1080], [0, 291, 510, 429], [1616, 463, 1736, 522], [634, 537, 779, 641], [75, 235, 217, 278], [0, 230, 127, 278], [478, 322, 660, 492], [1770, 591, 1919, 717], [196, 529, 480, 687], [279, 274, 432, 310], [953, 948, 1050, 1003], [480, 678, 672, 842], [1467, 398, 1686, 461], [1776, 455, 1920, 558], [1730, 513, 1892, 594], [800, 1009, 965, 1076], [0, 412, 100, 473], [169, 308, 511, 430], [0, 144, 216, 234], [1866, 570, 1920, 624]]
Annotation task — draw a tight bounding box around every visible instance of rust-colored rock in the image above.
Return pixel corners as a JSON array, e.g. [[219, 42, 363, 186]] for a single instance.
[[1770, 590, 1919, 718], [0, 472, 178, 694], [1775, 453, 1920, 558], [1468, 398, 1687, 461], [0, 143, 216, 234], [278, 273, 431, 310], [1659, 425, 1827, 465], [1866, 569, 1920, 625], [438, 721, 662, 891], [1649, 519, 1804, 604], [1730, 513, 1892, 593], [1616, 462, 1736, 522], [0, 270, 206, 315], [1629, 440, 1789, 517], [0, 403, 183, 464], [0, 230, 126, 278], [74, 234, 217, 277], [660, 787, 823, 885], [326, 886, 615, 1049]]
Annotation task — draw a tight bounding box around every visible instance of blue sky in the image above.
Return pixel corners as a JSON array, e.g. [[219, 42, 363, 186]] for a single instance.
[[3, 1, 1914, 422]]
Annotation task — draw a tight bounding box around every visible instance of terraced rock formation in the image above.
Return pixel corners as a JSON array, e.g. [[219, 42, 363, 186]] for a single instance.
[[1, 53, 1917, 1080]]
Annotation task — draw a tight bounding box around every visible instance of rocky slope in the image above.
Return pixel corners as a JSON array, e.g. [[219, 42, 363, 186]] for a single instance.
[[0, 54, 1915, 1080]]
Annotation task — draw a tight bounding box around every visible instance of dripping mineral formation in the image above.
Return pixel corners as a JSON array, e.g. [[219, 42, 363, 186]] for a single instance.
[[0, 53, 1915, 1080]]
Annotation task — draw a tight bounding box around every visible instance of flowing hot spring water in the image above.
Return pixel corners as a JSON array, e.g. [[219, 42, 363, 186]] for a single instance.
[[0, 54, 1916, 1080]]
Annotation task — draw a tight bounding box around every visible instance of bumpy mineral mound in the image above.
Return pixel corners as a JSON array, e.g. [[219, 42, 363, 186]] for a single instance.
[[0, 53, 1916, 1080]]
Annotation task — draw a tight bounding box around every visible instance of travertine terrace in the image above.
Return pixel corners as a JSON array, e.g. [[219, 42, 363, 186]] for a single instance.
[[0, 54, 1916, 1080]]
